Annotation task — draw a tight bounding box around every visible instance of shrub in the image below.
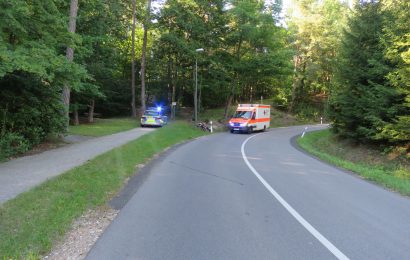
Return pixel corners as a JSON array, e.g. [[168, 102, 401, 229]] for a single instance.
[[0, 72, 65, 155], [0, 133, 30, 160]]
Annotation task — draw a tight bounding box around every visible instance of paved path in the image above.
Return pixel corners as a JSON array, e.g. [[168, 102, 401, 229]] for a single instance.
[[0, 127, 155, 204], [87, 125, 410, 260]]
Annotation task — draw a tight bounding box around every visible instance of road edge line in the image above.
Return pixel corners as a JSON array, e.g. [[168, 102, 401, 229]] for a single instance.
[[241, 134, 349, 260]]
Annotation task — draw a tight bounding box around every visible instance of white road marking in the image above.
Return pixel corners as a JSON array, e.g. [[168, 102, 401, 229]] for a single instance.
[[241, 134, 349, 260]]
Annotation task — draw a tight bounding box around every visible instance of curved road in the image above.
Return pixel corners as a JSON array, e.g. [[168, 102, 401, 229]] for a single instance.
[[87, 125, 410, 260]]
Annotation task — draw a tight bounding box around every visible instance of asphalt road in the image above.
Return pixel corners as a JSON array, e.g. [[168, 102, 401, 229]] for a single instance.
[[0, 127, 155, 204], [87, 125, 410, 260]]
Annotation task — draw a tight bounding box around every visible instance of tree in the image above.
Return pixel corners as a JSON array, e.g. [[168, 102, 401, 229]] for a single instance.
[[287, 0, 348, 116], [377, 0, 410, 144], [155, 0, 230, 112], [0, 0, 87, 158], [140, 0, 152, 114], [223, 0, 292, 118], [62, 0, 79, 127], [130, 0, 138, 118], [328, 1, 405, 145]]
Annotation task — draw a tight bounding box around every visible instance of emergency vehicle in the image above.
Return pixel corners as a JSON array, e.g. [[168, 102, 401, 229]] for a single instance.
[[140, 106, 168, 127], [228, 104, 270, 133]]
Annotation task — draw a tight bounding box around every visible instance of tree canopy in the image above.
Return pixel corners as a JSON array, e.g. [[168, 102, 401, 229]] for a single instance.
[[0, 0, 409, 159]]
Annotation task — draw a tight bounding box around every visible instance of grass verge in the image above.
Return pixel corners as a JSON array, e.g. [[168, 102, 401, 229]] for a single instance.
[[0, 121, 207, 258], [297, 129, 410, 196], [68, 118, 139, 136]]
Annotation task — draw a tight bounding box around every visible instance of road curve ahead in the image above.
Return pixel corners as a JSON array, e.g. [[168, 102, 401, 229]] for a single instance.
[[87, 125, 410, 260]]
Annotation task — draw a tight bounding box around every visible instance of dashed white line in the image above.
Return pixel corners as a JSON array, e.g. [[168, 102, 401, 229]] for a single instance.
[[241, 134, 349, 260]]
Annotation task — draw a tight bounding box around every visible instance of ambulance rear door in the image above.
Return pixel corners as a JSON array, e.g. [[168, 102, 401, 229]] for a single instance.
[[255, 105, 270, 130]]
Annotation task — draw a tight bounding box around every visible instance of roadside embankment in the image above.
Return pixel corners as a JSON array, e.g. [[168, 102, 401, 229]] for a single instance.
[[297, 129, 410, 196]]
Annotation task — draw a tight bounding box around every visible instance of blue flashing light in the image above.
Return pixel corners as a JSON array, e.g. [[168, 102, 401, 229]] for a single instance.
[[157, 106, 162, 112]]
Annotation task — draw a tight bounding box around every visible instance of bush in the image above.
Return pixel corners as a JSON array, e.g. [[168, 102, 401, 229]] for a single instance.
[[0, 72, 65, 155], [0, 133, 30, 160]]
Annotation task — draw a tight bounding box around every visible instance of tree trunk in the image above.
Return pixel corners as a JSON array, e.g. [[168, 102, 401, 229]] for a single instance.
[[62, 0, 79, 128], [130, 0, 137, 118], [171, 65, 177, 119], [73, 104, 79, 126], [224, 94, 233, 119], [288, 55, 302, 113], [88, 100, 95, 123], [140, 0, 152, 114], [194, 59, 198, 121]]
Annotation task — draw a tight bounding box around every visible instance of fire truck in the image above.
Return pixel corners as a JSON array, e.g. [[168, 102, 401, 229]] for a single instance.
[[228, 104, 271, 133]]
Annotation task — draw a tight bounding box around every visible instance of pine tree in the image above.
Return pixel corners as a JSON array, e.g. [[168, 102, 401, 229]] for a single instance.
[[328, 1, 405, 145], [378, 0, 410, 144]]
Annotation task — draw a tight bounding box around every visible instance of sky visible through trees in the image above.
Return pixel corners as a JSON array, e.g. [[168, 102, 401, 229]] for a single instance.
[[0, 0, 408, 160]]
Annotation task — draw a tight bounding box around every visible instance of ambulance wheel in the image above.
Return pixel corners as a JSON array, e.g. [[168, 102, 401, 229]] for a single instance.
[[230, 129, 234, 133], [263, 125, 266, 132], [247, 127, 252, 134]]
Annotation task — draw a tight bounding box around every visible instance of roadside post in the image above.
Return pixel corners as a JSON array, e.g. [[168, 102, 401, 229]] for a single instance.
[[301, 126, 308, 138], [171, 102, 176, 119], [210, 121, 213, 133]]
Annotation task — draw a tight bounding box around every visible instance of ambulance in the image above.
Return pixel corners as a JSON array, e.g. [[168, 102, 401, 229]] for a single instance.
[[228, 104, 270, 133]]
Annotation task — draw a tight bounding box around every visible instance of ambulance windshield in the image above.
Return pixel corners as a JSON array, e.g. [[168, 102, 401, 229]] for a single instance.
[[233, 111, 252, 119]]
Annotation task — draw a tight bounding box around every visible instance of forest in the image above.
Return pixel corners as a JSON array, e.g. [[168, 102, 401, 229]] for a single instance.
[[0, 0, 409, 158]]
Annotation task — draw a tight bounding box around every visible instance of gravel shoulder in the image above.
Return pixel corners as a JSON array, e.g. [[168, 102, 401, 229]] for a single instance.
[[44, 207, 118, 260], [0, 127, 155, 204]]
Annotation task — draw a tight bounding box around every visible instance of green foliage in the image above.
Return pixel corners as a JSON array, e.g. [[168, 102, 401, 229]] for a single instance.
[[72, 0, 131, 116], [228, 0, 293, 103], [153, 0, 292, 109], [287, 0, 349, 113], [0, 0, 88, 87], [328, 1, 409, 146], [378, 0, 410, 143], [0, 0, 406, 154], [0, 132, 30, 160], [0, 0, 88, 156], [0, 72, 65, 159]]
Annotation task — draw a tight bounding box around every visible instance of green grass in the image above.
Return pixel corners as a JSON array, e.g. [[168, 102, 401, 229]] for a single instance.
[[297, 129, 410, 196], [68, 118, 139, 136], [0, 121, 207, 258]]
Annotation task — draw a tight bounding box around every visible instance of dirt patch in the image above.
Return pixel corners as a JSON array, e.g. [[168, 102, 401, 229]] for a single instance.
[[44, 207, 118, 260]]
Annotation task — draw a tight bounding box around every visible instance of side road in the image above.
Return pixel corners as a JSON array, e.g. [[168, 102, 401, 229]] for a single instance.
[[0, 127, 155, 204]]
